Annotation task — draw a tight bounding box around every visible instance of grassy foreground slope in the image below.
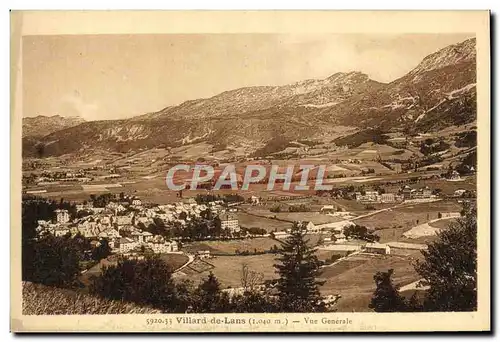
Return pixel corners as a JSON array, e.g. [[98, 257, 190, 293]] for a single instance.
[[22, 282, 160, 315]]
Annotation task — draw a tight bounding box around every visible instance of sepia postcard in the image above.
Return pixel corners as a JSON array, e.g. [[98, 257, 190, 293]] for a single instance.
[[10, 10, 490, 332]]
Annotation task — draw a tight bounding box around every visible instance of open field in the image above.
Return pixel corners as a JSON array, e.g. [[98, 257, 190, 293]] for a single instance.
[[315, 249, 352, 262], [183, 237, 280, 255], [378, 175, 476, 197], [429, 218, 457, 229], [243, 207, 346, 225], [354, 200, 462, 244], [159, 253, 189, 271], [177, 249, 422, 311], [178, 254, 278, 289], [23, 161, 476, 207], [374, 226, 439, 244], [237, 212, 293, 232], [176, 242, 421, 312], [185, 259, 215, 273], [354, 200, 462, 231], [319, 252, 422, 311]]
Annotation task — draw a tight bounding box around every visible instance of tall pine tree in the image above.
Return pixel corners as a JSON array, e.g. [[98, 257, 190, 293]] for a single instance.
[[274, 222, 326, 312], [369, 204, 477, 312], [369, 269, 408, 312], [90, 256, 184, 312], [190, 272, 231, 313], [415, 204, 477, 311]]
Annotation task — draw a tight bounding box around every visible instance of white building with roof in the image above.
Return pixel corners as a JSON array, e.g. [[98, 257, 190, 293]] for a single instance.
[[55, 209, 70, 224], [364, 242, 391, 255], [315, 220, 355, 233], [250, 196, 260, 205], [147, 236, 178, 254], [131, 198, 142, 206], [53, 225, 71, 237], [320, 205, 336, 213], [119, 237, 138, 253], [219, 213, 240, 233]]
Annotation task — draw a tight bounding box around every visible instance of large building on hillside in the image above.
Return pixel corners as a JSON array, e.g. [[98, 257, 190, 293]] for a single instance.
[[364, 242, 391, 255], [219, 213, 240, 233], [118, 237, 137, 253], [55, 209, 70, 224]]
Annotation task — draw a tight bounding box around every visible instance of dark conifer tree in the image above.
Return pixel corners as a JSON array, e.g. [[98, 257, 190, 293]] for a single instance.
[[369, 204, 477, 312], [369, 269, 408, 312], [415, 204, 477, 311], [92, 238, 112, 261], [274, 222, 326, 312], [90, 256, 184, 312], [190, 272, 231, 313], [30, 234, 82, 288]]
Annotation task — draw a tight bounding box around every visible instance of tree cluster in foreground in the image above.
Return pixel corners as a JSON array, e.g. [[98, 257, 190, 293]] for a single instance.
[[23, 196, 478, 313], [23, 216, 331, 313], [370, 204, 477, 312], [22, 198, 112, 288]]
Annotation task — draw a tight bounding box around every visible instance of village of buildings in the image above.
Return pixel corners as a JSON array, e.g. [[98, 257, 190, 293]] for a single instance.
[[33, 177, 470, 263], [35, 195, 241, 259]]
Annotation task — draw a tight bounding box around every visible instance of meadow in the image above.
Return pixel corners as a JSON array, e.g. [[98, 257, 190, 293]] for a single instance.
[[319, 251, 422, 312], [22, 282, 160, 315], [178, 254, 279, 289], [183, 237, 280, 255]]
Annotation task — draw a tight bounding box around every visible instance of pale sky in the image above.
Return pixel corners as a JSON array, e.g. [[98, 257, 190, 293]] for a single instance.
[[22, 33, 473, 121]]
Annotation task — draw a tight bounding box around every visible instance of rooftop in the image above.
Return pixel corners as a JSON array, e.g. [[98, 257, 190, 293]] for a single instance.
[[365, 242, 389, 248], [219, 213, 237, 221]]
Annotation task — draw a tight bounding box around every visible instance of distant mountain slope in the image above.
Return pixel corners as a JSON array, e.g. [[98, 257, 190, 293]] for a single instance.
[[315, 38, 476, 130], [407, 37, 476, 77], [22, 115, 85, 138], [22, 38, 476, 158]]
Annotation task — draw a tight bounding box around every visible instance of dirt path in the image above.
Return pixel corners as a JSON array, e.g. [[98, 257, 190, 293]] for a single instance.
[[352, 199, 443, 222], [399, 279, 429, 292], [174, 253, 195, 274], [402, 216, 452, 239]]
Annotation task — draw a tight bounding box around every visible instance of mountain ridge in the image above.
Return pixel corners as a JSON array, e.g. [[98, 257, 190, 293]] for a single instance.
[[22, 115, 86, 138], [22, 38, 477, 158]]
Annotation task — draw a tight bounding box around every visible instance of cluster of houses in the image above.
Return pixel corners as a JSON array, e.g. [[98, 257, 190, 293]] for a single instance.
[[35, 195, 242, 257], [34, 170, 92, 185], [117, 233, 179, 255], [273, 220, 394, 255], [37, 211, 180, 256], [400, 185, 435, 200], [273, 220, 354, 244], [309, 220, 353, 243], [355, 191, 404, 203], [353, 185, 437, 203]]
